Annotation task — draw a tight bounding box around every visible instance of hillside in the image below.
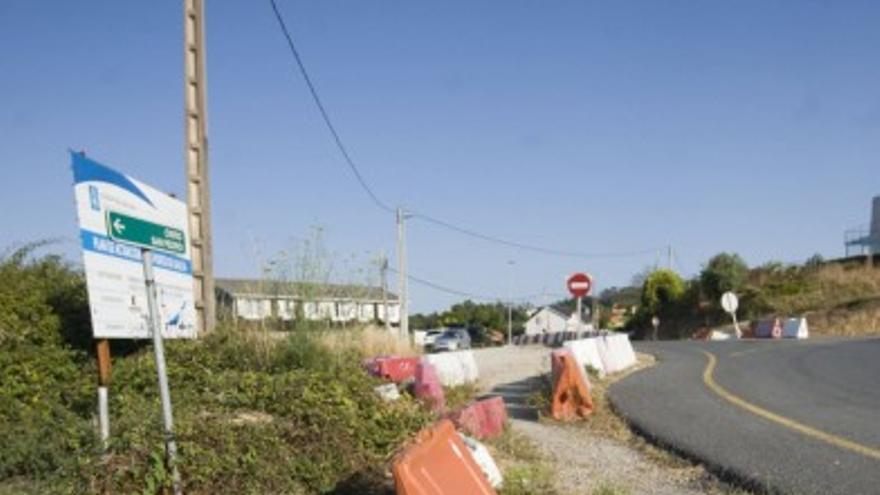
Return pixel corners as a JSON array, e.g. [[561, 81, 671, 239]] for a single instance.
[[627, 255, 880, 339]]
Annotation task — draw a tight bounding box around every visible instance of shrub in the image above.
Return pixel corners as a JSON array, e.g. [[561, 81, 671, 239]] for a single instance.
[[640, 270, 685, 314], [0, 247, 432, 494], [699, 253, 748, 305], [83, 329, 432, 494], [0, 245, 95, 485]]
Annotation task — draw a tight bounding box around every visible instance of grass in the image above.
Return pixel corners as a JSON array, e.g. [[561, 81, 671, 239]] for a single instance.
[[443, 382, 481, 411], [591, 482, 632, 495], [486, 428, 561, 495], [316, 326, 422, 357], [751, 263, 880, 336]]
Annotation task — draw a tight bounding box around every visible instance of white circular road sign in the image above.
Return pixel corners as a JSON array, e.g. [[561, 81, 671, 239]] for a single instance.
[[721, 291, 739, 314]]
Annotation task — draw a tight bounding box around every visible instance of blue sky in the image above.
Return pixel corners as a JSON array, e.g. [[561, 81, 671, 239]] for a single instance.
[[2, 1, 878, 312]]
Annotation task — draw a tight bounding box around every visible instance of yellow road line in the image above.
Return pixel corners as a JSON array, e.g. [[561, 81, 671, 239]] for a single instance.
[[701, 350, 880, 461]]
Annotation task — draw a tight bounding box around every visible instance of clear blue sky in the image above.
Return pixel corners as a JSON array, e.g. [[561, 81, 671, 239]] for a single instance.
[[2, 1, 878, 312]]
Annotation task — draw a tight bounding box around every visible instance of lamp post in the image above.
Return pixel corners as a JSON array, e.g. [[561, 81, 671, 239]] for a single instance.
[[507, 260, 515, 346]]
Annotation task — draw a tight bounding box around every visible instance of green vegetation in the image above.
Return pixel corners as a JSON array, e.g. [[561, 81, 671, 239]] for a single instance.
[[640, 269, 686, 314], [591, 482, 632, 495], [410, 300, 529, 344], [0, 245, 432, 494], [626, 253, 880, 338], [699, 253, 749, 306], [487, 428, 560, 495], [443, 383, 481, 411]]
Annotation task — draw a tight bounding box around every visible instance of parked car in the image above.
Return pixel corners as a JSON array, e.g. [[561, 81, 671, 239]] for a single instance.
[[422, 329, 444, 350], [431, 328, 471, 352]]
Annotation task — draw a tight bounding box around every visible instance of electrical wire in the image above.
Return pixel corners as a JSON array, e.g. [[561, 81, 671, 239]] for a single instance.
[[411, 212, 661, 259], [269, 0, 663, 261], [388, 267, 556, 303], [269, 0, 394, 214]]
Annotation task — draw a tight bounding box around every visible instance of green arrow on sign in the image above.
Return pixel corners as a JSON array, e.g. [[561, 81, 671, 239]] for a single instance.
[[106, 211, 186, 254]]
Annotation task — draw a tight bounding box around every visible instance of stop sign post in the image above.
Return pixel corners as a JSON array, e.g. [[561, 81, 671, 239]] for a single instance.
[[567, 273, 593, 329]]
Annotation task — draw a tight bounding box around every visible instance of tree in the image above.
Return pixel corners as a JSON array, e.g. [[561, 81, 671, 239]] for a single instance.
[[640, 269, 685, 314], [699, 253, 748, 303]]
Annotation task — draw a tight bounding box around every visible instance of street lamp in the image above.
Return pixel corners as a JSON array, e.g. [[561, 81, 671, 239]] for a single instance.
[[507, 260, 515, 346]]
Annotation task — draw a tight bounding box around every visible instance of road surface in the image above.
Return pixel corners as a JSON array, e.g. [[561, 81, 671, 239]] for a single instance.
[[609, 339, 880, 495]]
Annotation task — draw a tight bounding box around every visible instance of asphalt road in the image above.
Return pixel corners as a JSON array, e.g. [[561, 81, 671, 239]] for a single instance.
[[608, 339, 880, 495]]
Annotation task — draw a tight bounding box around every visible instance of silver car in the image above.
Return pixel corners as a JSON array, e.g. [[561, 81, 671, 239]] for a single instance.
[[431, 328, 471, 352]]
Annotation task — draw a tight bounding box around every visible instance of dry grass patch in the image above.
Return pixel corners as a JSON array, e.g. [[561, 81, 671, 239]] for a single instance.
[[486, 428, 562, 495], [317, 326, 422, 357]]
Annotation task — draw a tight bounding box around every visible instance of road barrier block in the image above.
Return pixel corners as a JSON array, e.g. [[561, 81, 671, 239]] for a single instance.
[[448, 396, 508, 440], [782, 318, 809, 339], [393, 419, 498, 495], [754, 318, 784, 339], [596, 334, 637, 374], [550, 349, 593, 420], [413, 362, 445, 413], [365, 356, 420, 383], [423, 351, 479, 387], [459, 433, 503, 488], [563, 338, 606, 377]]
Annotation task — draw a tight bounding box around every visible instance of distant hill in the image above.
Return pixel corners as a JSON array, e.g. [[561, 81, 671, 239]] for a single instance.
[[628, 256, 880, 339]]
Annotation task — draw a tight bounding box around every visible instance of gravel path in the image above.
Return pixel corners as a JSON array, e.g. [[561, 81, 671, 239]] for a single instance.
[[473, 346, 711, 495]]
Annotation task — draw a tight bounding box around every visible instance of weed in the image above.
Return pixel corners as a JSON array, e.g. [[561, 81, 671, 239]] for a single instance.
[[443, 383, 481, 411], [591, 481, 632, 495]]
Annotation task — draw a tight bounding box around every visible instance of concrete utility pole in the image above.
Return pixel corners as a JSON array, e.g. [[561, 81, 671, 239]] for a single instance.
[[380, 251, 391, 335], [396, 208, 410, 340], [667, 245, 673, 271], [184, 0, 215, 334], [507, 260, 515, 345]]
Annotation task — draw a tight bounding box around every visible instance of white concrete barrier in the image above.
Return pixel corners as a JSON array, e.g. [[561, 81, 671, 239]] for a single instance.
[[423, 350, 480, 387], [563, 338, 606, 377], [596, 333, 636, 374], [460, 434, 503, 488], [782, 318, 809, 339]]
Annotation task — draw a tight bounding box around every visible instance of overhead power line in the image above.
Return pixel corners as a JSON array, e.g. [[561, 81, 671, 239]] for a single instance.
[[411, 212, 661, 259], [388, 267, 500, 301], [268, 0, 662, 260], [388, 267, 553, 303], [269, 0, 394, 214]]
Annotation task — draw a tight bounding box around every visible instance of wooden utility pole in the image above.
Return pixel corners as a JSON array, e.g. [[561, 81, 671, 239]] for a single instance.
[[184, 0, 215, 333]]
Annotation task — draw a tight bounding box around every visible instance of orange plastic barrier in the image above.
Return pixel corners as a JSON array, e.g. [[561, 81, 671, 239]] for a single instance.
[[550, 349, 594, 421], [393, 419, 497, 495]]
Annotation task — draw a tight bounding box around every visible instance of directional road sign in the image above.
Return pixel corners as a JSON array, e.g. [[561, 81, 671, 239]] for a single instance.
[[71, 152, 195, 339], [107, 211, 186, 254]]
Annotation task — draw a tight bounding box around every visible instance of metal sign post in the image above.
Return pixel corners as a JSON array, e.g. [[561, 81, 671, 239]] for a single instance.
[[721, 291, 742, 339], [567, 273, 593, 331], [96, 339, 111, 449], [651, 316, 660, 341], [142, 249, 182, 495]]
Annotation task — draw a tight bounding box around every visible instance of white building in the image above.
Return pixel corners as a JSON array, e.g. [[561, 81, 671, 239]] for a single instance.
[[524, 306, 570, 335], [524, 304, 593, 335], [215, 278, 400, 325]]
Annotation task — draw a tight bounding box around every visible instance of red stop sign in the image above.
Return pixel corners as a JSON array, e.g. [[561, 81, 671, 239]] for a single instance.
[[567, 273, 592, 298]]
